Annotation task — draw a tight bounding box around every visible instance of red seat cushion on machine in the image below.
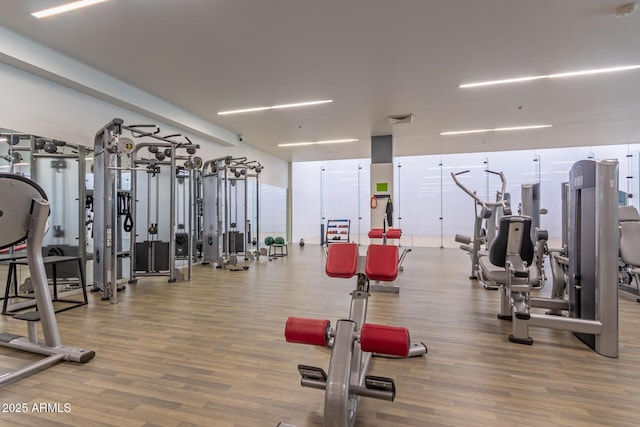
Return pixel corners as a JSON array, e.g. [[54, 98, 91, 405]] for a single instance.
[[365, 244, 398, 281], [285, 317, 330, 347], [326, 243, 358, 278], [386, 228, 402, 239], [360, 323, 410, 357], [368, 228, 384, 239]]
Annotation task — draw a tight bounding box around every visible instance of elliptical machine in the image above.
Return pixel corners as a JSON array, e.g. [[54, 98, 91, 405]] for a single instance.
[[451, 169, 511, 287]]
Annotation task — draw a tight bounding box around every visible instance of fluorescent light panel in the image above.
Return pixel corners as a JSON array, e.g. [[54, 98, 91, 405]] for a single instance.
[[461, 75, 547, 88], [278, 138, 358, 147], [460, 65, 640, 88], [316, 139, 358, 145], [32, 0, 110, 18], [440, 128, 492, 136], [441, 124, 551, 136], [218, 99, 332, 115], [494, 124, 552, 132], [277, 142, 315, 147]]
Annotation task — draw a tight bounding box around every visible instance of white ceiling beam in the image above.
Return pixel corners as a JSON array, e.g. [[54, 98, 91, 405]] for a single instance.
[[0, 25, 238, 146]]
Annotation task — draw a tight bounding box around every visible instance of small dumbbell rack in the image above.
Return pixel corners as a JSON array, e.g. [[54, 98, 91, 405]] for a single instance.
[[325, 219, 350, 244]]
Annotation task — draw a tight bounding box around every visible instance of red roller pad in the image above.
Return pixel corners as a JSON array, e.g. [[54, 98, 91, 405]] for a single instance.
[[326, 243, 358, 278], [360, 323, 410, 357], [285, 317, 330, 346], [0, 243, 26, 254], [366, 244, 398, 281], [368, 228, 384, 239], [386, 229, 402, 239]]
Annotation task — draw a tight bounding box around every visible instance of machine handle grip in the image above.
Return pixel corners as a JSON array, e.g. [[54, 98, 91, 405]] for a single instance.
[[451, 171, 484, 204]]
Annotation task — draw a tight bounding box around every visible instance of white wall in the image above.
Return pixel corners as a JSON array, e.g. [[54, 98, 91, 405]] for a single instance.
[[293, 145, 639, 247], [0, 62, 288, 189]]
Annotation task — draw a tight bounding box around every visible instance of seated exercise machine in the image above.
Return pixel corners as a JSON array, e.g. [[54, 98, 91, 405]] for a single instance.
[[518, 182, 549, 288], [618, 205, 640, 302], [479, 215, 538, 320], [451, 169, 511, 287], [478, 220, 548, 320], [282, 242, 427, 427], [0, 173, 95, 386], [367, 227, 410, 293], [484, 160, 619, 357]]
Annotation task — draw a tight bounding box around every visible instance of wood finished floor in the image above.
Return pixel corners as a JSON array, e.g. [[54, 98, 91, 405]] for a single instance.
[[1, 246, 640, 427]]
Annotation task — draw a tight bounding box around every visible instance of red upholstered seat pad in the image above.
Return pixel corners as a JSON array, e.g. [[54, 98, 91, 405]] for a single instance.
[[326, 243, 358, 278], [365, 244, 398, 281]]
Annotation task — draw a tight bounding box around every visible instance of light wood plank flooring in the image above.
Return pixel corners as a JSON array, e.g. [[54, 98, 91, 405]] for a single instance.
[[1, 246, 640, 426]]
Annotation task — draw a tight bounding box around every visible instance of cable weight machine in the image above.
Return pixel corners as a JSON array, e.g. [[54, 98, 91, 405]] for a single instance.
[[201, 156, 262, 268], [93, 119, 200, 303]]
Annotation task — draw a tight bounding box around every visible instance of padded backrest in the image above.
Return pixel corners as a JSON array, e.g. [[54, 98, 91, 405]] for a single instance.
[[489, 215, 534, 267], [619, 205, 640, 222], [365, 244, 399, 282], [620, 222, 640, 266], [326, 243, 358, 278]]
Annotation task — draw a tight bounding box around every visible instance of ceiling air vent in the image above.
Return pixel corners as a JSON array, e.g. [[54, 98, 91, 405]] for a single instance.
[[388, 114, 414, 125]]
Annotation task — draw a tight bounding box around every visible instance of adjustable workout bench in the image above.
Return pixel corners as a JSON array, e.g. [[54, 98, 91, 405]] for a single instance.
[[367, 228, 411, 292], [282, 242, 426, 427]]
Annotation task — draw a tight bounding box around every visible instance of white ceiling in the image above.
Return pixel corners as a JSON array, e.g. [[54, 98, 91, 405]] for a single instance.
[[0, 0, 639, 162]]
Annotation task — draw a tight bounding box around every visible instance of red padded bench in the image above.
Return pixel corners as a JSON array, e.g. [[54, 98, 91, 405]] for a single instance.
[[365, 244, 399, 282], [326, 242, 358, 278]]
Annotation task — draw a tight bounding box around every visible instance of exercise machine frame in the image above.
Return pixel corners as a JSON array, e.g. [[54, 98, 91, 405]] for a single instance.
[[0, 134, 91, 312], [0, 173, 94, 386], [283, 243, 427, 427], [93, 119, 200, 303], [507, 160, 619, 357], [451, 169, 510, 284], [201, 156, 263, 268]]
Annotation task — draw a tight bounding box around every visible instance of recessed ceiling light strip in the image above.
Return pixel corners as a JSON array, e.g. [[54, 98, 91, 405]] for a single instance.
[[316, 139, 358, 145], [460, 76, 547, 88], [278, 138, 358, 147], [32, 0, 110, 19], [493, 124, 552, 132], [441, 124, 551, 136], [460, 65, 640, 88], [271, 100, 333, 110], [439, 128, 491, 136], [548, 65, 640, 79], [218, 99, 332, 115], [277, 142, 315, 147]]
